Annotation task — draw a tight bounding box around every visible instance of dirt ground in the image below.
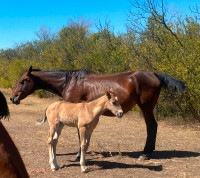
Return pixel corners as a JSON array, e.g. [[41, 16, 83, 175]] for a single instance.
[[2, 88, 200, 178]]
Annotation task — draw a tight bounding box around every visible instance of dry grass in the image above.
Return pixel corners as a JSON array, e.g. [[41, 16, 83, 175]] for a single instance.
[[1, 88, 200, 177]]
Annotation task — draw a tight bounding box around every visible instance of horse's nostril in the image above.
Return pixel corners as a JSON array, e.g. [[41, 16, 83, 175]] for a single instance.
[[117, 111, 123, 118], [10, 97, 13, 101]]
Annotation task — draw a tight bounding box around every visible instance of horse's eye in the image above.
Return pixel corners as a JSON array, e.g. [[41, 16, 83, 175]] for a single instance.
[[112, 101, 117, 106], [19, 80, 24, 85], [19, 78, 29, 85]]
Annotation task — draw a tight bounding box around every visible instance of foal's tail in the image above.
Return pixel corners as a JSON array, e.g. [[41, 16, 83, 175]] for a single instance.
[[36, 110, 47, 125], [154, 73, 185, 93]]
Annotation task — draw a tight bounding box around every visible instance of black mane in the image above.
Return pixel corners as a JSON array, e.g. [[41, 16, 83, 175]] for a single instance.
[[32, 68, 93, 74], [31, 68, 96, 82], [65, 68, 96, 81]]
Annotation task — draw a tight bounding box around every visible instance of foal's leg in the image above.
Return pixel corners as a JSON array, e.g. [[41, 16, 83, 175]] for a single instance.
[[47, 125, 59, 171], [79, 127, 87, 172], [75, 127, 81, 161], [75, 128, 93, 161], [52, 123, 64, 169], [85, 131, 92, 153]]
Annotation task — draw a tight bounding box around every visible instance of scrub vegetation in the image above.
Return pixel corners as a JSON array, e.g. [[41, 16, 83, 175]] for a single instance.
[[0, 0, 199, 119]]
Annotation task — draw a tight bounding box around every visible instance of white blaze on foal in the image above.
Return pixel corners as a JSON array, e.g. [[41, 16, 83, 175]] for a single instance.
[[37, 90, 123, 173]]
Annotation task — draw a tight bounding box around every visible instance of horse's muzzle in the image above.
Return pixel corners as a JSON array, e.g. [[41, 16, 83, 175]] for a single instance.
[[10, 97, 20, 105], [116, 111, 123, 118]]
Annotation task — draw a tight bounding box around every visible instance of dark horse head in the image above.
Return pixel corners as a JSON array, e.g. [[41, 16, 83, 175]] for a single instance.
[[10, 66, 35, 104], [0, 91, 10, 119], [10, 66, 94, 105]]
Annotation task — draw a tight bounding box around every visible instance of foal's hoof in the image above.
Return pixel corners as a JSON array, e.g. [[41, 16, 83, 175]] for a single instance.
[[81, 168, 88, 173], [51, 166, 60, 171], [138, 154, 151, 161], [51, 168, 57, 172]]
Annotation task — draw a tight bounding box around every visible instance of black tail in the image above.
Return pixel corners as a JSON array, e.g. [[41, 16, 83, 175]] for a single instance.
[[154, 73, 185, 93], [0, 91, 10, 120]]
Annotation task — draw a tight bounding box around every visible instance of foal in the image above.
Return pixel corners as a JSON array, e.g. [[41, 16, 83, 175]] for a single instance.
[[37, 91, 123, 172]]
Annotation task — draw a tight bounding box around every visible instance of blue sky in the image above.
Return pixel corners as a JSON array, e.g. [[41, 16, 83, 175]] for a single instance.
[[0, 0, 199, 49]]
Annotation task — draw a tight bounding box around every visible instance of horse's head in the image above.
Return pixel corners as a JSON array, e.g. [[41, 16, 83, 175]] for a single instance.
[[10, 66, 35, 104], [105, 90, 123, 118]]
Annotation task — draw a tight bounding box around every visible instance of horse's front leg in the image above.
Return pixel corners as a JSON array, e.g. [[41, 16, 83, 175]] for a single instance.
[[75, 127, 94, 162], [85, 131, 92, 152], [79, 127, 87, 173], [52, 123, 64, 169], [139, 112, 157, 160], [75, 127, 81, 161], [47, 126, 60, 171]]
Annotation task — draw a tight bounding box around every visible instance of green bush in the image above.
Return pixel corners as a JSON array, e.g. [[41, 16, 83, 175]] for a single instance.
[[0, 17, 199, 119]]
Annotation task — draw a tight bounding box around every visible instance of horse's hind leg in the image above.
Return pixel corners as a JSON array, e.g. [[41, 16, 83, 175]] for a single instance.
[[140, 111, 157, 160], [138, 92, 159, 160]]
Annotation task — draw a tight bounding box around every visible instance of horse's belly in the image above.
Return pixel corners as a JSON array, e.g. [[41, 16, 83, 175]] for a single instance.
[[60, 115, 78, 127]]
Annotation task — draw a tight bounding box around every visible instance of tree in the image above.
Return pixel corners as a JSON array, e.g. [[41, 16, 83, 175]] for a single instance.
[[127, 0, 183, 47], [127, 0, 200, 118], [35, 26, 53, 42]]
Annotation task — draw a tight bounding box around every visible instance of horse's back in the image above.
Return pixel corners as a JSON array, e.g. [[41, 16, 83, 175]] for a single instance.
[[130, 70, 160, 87], [47, 101, 83, 113], [72, 70, 161, 113], [46, 101, 82, 127]]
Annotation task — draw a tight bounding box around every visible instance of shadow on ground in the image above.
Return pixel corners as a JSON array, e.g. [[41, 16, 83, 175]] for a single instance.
[[60, 160, 163, 172], [91, 150, 200, 159], [57, 150, 200, 172], [57, 150, 200, 160]]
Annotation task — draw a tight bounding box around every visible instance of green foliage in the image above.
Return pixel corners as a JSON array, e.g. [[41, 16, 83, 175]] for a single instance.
[[0, 16, 199, 119]]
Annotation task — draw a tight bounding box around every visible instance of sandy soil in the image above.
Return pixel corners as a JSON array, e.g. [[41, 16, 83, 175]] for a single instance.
[[2, 88, 200, 178]]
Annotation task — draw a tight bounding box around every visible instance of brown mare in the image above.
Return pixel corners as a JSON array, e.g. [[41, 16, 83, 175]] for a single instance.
[[10, 66, 185, 160], [0, 91, 29, 178], [37, 90, 123, 172]]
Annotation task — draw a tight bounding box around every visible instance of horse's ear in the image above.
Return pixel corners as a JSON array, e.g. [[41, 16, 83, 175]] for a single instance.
[[105, 91, 111, 99], [109, 88, 114, 93], [27, 66, 32, 75]]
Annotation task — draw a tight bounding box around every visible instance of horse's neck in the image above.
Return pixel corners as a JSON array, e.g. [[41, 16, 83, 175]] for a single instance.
[[89, 95, 108, 116], [32, 71, 66, 96]]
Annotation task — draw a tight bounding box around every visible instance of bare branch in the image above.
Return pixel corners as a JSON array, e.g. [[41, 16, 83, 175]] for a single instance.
[[190, 4, 200, 21], [127, 0, 184, 48], [35, 26, 52, 41]]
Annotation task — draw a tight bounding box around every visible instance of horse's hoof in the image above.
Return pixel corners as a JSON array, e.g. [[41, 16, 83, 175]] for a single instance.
[[81, 167, 88, 173], [138, 154, 151, 161], [51, 166, 60, 171]]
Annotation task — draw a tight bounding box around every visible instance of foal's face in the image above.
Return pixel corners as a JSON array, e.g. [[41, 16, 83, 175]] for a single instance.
[[106, 92, 123, 118], [10, 66, 34, 104]]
